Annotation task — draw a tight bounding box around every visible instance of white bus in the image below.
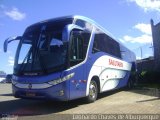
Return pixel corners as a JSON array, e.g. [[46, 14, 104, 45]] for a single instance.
[[4, 15, 136, 102]]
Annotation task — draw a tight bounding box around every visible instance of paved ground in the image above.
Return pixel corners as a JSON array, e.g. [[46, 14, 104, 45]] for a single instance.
[[0, 84, 159, 120]]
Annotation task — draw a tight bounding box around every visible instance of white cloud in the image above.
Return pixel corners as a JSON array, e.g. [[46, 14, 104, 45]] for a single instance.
[[136, 56, 141, 60], [127, 0, 160, 12], [8, 56, 14, 66], [121, 22, 153, 44], [119, 38, 126, 43], [4, 7, 26, 21], [134, 23, 151, 35], [122, 34, 152, 43]]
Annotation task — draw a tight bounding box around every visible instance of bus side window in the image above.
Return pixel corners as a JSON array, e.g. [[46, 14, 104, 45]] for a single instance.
[[70, 31, 83, 66], [70, 31, 90, 67], [92, 28, 121, 58], [70, 34, 83, 60], [92, 33, 103, 53], [107, 37, 121, 58]]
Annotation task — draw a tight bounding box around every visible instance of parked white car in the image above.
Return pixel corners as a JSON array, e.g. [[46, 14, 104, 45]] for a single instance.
[[0, 77, 6, 83]]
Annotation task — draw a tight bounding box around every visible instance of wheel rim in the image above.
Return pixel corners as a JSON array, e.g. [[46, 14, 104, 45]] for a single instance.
[[89, 82, 96, 99]]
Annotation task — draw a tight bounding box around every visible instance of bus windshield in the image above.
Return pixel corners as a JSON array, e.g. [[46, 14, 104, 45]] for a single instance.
[[14, 19, 72, 75]]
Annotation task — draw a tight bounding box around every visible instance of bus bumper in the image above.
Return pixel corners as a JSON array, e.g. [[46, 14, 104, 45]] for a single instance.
[[12, 82, 69, 101]]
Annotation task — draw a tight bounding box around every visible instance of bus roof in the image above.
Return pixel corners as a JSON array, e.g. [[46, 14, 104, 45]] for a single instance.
[[28, 15, 133, 53], [29, 15, 115, 39]]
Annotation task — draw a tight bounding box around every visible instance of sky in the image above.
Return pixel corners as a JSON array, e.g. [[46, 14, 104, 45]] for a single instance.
[[0, 0, 160, 74]]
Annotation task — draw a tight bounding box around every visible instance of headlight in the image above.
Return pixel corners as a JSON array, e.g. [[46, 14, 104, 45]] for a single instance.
[[48, 72, 75, 85], [12, 80, 17, 85], [12, 75, 18, 85]]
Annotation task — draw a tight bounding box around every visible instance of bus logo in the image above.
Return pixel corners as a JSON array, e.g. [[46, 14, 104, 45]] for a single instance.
[[109, 59, 123, 68], [28, 84, 32, 89]]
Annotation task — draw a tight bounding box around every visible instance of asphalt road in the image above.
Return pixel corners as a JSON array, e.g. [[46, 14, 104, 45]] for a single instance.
[[0, 84, 160, 120]]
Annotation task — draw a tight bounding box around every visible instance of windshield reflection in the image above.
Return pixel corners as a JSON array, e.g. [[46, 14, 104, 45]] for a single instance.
[[14, 19, 72, 75]]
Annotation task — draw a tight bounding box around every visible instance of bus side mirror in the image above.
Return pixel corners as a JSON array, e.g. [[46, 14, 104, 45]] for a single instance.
[[4, 36, 21, 52]]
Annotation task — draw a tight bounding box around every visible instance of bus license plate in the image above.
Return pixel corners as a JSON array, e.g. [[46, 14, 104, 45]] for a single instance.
[[26, 92, 36, 97]]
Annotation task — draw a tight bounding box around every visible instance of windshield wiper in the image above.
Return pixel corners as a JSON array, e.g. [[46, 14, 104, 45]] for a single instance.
[[18, 39, 48, 75], [31, 38, 47, 73], [33, 26, 48, 74], [19, 47, 32, 74]]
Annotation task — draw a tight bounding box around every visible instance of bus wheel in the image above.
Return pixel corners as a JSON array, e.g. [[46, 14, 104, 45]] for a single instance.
[[86, 80, 98, 103]]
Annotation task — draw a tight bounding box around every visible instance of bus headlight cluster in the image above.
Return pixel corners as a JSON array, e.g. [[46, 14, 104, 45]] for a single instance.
[[48, 73, 75, 85], [12, 80, 18, 85], [12, 75, 18, 85]]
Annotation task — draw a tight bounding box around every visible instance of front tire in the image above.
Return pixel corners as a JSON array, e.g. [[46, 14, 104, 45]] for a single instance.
[[86, 80, 98, 103]]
